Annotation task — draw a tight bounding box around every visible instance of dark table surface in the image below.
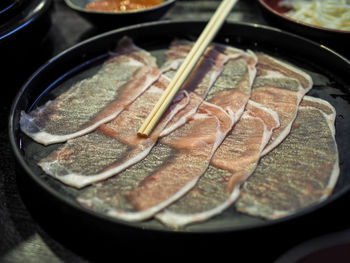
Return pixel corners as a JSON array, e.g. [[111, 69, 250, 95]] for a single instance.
[[1, 1, 350, 262]]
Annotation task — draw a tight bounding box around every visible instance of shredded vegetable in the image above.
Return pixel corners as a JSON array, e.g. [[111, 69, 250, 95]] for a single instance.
[[279, 0, 350, 31]]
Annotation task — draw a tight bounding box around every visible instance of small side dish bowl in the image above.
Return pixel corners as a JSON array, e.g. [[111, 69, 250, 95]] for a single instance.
[[64, 0, 176, 28], [257, 0, 350, 57]]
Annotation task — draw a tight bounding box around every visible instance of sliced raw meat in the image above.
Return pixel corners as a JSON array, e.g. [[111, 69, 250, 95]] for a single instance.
[[77, 96, 235, 222], [38, 43, 228, 188], [235, 96, 339, 219], [20, 37, 160, 145], [155, 52, 313, 227], [251, 54, 313, 156], [76, 42, 257, 222], [38, 75, 189, 188], [155, 101, 279, 227]]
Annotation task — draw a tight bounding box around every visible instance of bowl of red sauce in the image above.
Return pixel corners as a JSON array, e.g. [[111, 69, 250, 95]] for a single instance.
[[64, 0, 176, 28]]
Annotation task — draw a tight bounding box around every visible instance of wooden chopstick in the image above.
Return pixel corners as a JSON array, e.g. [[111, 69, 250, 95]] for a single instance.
[[137, 0, 238, 137]]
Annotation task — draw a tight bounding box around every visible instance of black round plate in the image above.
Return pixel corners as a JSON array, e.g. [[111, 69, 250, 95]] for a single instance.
[[8, 21, 350, 258]]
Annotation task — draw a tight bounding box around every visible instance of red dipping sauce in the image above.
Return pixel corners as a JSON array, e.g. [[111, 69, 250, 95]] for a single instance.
[[86, 0, 163, 12]]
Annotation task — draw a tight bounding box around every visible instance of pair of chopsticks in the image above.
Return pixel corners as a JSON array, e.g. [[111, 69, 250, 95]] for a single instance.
[[137, 0, 238, 137]]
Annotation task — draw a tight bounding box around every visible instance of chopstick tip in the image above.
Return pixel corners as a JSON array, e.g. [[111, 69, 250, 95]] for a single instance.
[[137, 131, 149, 138]]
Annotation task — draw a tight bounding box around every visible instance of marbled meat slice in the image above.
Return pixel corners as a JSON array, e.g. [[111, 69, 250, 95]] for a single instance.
[[38, 75, 190, 188], [235, 96, 339, 219], [77, 96, 234, 222], [155, 101, 279, 227], [20, 36, 160, 145], [251, 53, 313, 156]]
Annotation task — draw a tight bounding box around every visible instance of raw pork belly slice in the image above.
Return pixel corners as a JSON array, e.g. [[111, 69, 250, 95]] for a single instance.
[[251, 53, 313, 156], [77, 97, 234, 222], [235, 96, 339, 220], [38, 75, 189, 188], [155, 101, 279, 227], [20, 37, 160, 145]]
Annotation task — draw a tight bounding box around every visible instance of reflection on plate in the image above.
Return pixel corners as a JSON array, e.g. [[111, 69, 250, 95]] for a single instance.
[[9, 21, 350, 237]]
